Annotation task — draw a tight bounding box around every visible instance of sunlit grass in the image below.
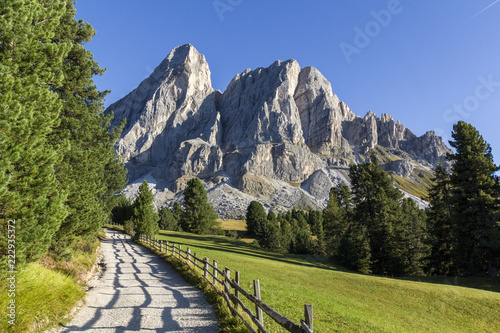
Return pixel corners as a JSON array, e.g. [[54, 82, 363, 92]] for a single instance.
[[156, 230, 500, 333], [0, 263, 85, 332]]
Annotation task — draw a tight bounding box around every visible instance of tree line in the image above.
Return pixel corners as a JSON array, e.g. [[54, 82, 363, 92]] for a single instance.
[[112, 178, 220, 240], [1, 0, 127, 270], [247, 121, 500, 277]]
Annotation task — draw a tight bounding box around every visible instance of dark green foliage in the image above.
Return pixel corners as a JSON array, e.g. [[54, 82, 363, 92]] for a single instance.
[[400, 198, 429, 276], [245, 201, 267, 238], [158, 206, 180, 231], [308, 210, 324, 236], [349, 157, 405, 275], [172, 201, 184, 231], [447, 121, 500, 276], [426, 164, 455, 275], [337, 225, 372, 274], [132, 181, 159, 239], [182, 178, 218, 234], [48, 0, 126, 259], [294, 228, 315, 255], [0, 0, 125, 266], [259, 217, 281, 252], [0, 0, 72, 267], [111, 194, 133, 225], [323, 185, 352, 256], [279, 220, 294, 253]]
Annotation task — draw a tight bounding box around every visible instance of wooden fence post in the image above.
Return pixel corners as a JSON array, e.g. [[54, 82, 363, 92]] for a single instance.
[[178, 245, 182, 259], [254, 279, 264, 329], [160, 240, 163, 252], [304, 304, 313, 332], [224, 267, 231, 300], [166, 241, 169, 254], [204, 257, 209, 279], [187, 247, 191, 267], [173, 243, 176, 256], [213, 260, 218, 287], [235, 271, 240, 309]]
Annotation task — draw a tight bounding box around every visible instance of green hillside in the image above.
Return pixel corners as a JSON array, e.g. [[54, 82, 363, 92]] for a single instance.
[[156, 230, 500, 333]]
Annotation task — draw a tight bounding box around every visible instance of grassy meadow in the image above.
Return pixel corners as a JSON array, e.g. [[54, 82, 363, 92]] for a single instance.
[[156, 228, 500, 333]]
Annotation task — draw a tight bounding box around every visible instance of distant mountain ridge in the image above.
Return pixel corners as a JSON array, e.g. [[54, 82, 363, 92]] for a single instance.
[[106, 44, 450, 217]]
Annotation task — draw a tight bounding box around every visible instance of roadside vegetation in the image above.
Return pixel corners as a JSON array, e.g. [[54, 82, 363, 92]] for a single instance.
[[0, 236, 101, 332], [1, 1, 124, 331]]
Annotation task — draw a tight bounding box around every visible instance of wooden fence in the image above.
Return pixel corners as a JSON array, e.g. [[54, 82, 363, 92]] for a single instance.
[[135, 232, 314, 333]]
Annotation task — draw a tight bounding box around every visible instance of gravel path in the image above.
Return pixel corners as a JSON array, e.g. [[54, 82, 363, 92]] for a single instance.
[[60, 229, 219, 332]]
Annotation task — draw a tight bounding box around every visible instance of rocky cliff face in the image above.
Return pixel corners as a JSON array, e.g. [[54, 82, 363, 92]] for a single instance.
[[106, 44, 451, 216]]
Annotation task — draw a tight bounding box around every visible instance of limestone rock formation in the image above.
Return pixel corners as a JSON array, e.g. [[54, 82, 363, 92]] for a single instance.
[[106, 44, 451, 217]]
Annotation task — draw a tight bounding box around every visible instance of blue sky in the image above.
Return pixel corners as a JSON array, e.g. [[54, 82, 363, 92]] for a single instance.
[[75, 0, 500, 160]]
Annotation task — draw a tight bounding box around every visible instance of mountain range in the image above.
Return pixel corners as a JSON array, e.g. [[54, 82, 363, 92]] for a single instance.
[[106, 44, 451, 217]]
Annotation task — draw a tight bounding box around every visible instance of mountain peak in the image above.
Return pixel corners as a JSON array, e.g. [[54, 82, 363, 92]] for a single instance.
[[106, 44, 451, 216]]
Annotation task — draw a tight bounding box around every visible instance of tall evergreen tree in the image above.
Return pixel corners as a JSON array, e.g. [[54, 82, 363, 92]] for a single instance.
[[279, 219, 294, 253], [426, 163, 455, 275], [172, 201, 184, 230], [349, 157, 405, 275], [111, 194, 133, 225], [259, 211, 281, 252], [447, 121, 500, 276], [48, 0, 127, 259], [158, 207, 179, 231], [246, 201, 267, 238], [132, 181, 159, 239], [400, 198, 429, 276], [323, 185, 352, 256], [0, 0, 71, 267], [182, 178, 218, 234]]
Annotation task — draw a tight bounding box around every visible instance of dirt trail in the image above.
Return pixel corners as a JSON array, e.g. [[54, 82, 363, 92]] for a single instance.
[[60, 229, 219, 332]]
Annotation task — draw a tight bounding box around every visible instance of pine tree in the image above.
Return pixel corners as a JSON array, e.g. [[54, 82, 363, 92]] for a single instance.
[[279, 219, 294, 253], [48, 0, 127, 259], [259, 211, 281, 252], [182, 178, 218, 234], [111, 194, 133, 225], [0, 0, 71, 267], [447, 121, 500, 276], [323, 185, 352, 256], [349, 157, 405, 275], [158, 207, 179, 231], [426, 164, 455, 275], [132, 181, 159, 239], [400, 198, 429, 276], [245, 201, 267, 238], [172, 201, 184, 231]]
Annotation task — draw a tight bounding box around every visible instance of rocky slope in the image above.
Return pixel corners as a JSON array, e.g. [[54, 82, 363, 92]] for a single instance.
[[106, 44, 451, 217]]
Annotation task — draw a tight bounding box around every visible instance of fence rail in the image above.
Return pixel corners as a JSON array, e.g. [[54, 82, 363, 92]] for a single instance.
[[110, 227, 315, 333]]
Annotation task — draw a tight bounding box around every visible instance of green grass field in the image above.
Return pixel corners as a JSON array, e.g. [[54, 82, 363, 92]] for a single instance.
[[156, 229, 500, 333], [0, 263, 85, 333]]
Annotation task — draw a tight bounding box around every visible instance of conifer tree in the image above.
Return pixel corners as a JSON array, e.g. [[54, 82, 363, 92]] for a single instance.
[[323, 185, 352, 256], [48, 0, 127, 259], [246, 201, 267, 238], [279, 219, 294, 253], [259, 211, 281, 252], [448, 121, 500, 276], [182, 178, 218, 234], [172, 201, 184, 230], [0, 0, 71, 267], [426, 164, 455, 275], [158, 207, 179, 231], [349, 157, 404, 275], [132, 181, 159, 239], [400, 198, 429, 275], [111, 194, 133, 225]]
